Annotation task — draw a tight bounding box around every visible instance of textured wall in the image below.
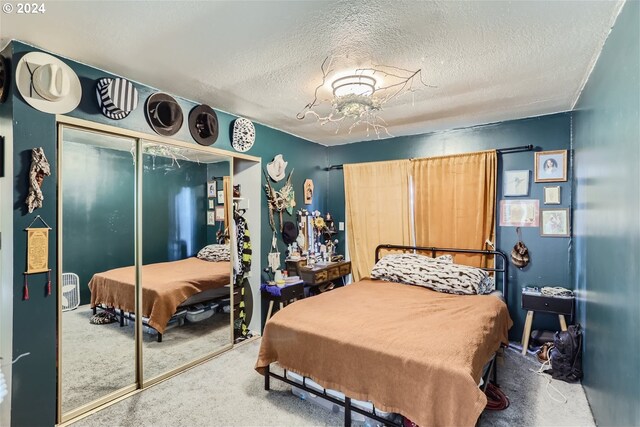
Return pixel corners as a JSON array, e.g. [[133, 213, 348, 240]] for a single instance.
[[327, 113, 573, 342], [572, 1, 640, 425]]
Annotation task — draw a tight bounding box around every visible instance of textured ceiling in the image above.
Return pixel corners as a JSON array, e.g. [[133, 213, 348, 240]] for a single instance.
[[0, 1, 623, 146]]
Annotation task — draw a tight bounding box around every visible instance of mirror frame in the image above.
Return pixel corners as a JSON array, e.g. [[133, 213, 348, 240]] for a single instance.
[[56, 115, 260, 424]]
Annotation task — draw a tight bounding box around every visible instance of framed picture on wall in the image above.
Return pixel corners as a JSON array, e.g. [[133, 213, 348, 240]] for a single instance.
[[544, 186, 561, 204], [208, 199, 215, 209], [207, 211, 216, 226], [499, 199, 540, 227], [215, 205, 225, 221], [217, 190, 225, 204], [535, 150, 567, 182], [541, 208, 570, 237], [207, 181, 216, 198], [503, 170, 530, 196]]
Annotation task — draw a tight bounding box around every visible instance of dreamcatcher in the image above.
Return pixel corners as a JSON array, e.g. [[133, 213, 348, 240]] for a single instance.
[[263, 168, 296, 231]]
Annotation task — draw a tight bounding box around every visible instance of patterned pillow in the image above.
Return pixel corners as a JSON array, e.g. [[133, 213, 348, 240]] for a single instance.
[[370, 253, 495, 295], [197, 244, 230, 262]]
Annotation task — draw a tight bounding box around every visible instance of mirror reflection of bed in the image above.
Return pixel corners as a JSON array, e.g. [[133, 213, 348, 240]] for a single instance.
[[140, 141, 232, 381], [59, 128, 233, 415]]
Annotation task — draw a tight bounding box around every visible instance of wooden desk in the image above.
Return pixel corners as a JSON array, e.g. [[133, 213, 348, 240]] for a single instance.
[[298, 260, 351, 291], [521, 290, 574, 355]]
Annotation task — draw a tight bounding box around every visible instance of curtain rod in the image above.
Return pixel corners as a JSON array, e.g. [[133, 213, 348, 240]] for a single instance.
[[324, 144, 534, 171]]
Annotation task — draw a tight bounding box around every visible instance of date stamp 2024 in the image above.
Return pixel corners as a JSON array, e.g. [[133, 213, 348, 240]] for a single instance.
[[2, 2, 47, 14]]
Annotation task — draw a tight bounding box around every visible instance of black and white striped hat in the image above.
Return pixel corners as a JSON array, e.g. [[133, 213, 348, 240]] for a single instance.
[[95, 77, 139, 120]]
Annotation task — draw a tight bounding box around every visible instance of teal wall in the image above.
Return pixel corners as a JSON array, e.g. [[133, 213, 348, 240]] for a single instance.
[[327, 113, 573, 342], [142, 155, 208, 265], [572, 1, 640, 426], [62, 142, 135, 305], [7, 40, 326, 427]]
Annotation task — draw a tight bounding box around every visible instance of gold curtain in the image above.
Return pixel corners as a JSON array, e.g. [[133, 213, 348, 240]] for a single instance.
[[411, 150, 497, 267], [344, 160, 411, 281], [223, 176, 232, 241]]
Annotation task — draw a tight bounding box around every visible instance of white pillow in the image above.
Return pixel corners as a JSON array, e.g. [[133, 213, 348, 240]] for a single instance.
[[197, 244, 230, 262], [370, 253, 495, 295]]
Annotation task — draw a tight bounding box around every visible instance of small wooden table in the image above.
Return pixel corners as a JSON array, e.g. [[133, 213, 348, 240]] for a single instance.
[[521, 289, 574, 355], [262, 281, 304, 322]]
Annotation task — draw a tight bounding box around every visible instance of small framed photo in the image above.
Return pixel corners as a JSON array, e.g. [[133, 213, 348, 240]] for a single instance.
[[503, 170, 529, 196], [208, 199, 215, 209], [544, 186, 561, 205], [541, 208, 570, 237], [207, 181, 217, 198], [499, 199, 539, 227], [535, 150, 567, 182], [215, 205, 225, 221], [217, 190, 225, 204], [207, 211, 216, 226]]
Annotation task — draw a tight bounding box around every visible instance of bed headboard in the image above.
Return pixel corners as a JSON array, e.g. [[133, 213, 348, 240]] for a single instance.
[[374, 244, 509, 304]]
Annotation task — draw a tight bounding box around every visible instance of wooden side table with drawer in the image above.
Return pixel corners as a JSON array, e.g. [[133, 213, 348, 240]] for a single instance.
[[298, 261, 351, 294], [521, 289, 574, 355], [262, 281, 305, 322]]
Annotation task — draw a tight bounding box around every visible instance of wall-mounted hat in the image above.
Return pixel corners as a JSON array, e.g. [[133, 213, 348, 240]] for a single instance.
[[267, 154, 288, 182], [511, 241, 530, 269], [0, 54, 9, 104], [144, 92, 183, 136], [189, 104, 219, 146], [231, 117, 255, 152], [96, 77, 139, 120], [16, 52, 81, 114], [282, 221, 299, 245]]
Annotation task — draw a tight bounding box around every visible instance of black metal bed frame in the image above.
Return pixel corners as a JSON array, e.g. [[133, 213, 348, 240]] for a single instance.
[[263, 244, 509, 427]]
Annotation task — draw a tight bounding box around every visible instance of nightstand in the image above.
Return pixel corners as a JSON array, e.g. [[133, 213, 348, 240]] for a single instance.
[[521, 288, 574, 355], [262, 281, 304, 321]]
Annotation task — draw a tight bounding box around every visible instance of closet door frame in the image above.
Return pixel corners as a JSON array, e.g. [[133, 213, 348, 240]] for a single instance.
[[56, 116, 259, 425]]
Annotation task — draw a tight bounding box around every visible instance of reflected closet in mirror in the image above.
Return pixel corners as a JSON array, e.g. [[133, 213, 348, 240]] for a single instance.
[[140, 141, 233, 382], [59, 127, 137, 418]]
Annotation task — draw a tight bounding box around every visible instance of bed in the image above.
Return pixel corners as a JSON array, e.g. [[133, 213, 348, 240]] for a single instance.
[[255, 245, 512, 427], [89, 257, 231, 339]]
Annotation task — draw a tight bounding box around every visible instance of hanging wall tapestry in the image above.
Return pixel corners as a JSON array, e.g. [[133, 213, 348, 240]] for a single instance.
[[23, 215, 52, 300], [25, 147, 51, 213]]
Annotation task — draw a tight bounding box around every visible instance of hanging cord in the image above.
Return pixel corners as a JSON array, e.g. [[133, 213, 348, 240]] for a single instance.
[[0, 352, 31, 404], [505, 344, 568, 403]]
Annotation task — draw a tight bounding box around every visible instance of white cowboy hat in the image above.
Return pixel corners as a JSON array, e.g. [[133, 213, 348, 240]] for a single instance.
[[16, 52, 82, 114], [267, 154, 288, 182]]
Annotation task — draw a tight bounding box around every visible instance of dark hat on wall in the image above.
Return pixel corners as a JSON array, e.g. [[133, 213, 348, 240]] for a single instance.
[[145, 92, 183, 136], [282, 221, 299, 245], [0, 54, 9, 104], [188, 104, 219, 146], [96, 77, 139, 120], [510, 241, 530, 268]]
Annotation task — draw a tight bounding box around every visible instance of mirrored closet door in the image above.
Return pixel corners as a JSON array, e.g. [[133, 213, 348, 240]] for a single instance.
[[58, 123, 237, 422], [59, 127, 137, 418], [140, 141, 233, 382]]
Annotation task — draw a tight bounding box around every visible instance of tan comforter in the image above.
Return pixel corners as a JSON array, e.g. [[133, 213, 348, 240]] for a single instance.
[[255, 279, 512, 427], [89, 258, 230, 333]]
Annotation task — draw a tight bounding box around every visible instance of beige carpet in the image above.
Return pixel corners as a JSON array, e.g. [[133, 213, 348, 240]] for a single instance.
[[61, 304, 231, 414], [71, 340, 595, 427]]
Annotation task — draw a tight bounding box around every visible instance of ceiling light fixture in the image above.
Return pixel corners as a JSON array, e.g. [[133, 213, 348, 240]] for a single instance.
[[297, 56, 432, 138]]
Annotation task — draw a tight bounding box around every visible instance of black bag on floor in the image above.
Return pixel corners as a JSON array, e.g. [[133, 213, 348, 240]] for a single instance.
[[547, 324, 583, 382]]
